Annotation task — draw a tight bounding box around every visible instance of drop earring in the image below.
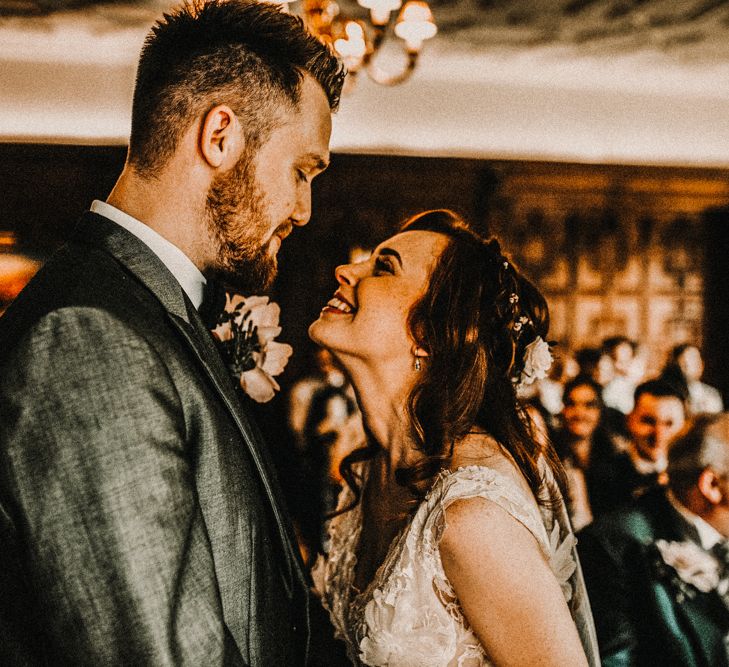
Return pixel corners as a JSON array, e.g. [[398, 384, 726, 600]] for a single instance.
[[414, 357, 422, 371]]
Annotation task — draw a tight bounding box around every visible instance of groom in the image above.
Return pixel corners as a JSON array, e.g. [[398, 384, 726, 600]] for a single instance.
[[0, 1, 343, 665]]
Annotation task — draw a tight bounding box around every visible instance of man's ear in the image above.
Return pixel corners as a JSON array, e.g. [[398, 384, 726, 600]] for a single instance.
[[199, 105, 242, 169], [698, 467, 724, 505]]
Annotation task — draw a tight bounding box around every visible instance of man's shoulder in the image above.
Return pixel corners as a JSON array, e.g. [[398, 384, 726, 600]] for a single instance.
[[1, 241, 164, 345]]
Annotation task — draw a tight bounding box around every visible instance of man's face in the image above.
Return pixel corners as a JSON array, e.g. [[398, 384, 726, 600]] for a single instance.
[[628, 393, 686, 463], [205, 75, 332, 294]]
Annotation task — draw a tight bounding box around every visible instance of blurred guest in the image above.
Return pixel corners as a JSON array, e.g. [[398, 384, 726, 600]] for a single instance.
[[578, 414, 729, 667], [536, 349, 580, 427], [553, 376, 620, 529], [661, 344, 723, 417], [296, 384, 363, 565], [588, 379, 687, 515], [288, 346, 350, 448], [576, 346, 614, 388], [602, 336, 641, 415]]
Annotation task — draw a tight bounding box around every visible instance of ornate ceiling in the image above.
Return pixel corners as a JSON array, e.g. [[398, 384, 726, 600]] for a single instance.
[[1, 0, 729, 164], [2, 0, 729, 60]]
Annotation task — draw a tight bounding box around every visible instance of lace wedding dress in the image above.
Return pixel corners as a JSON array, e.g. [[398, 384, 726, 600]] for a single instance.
[[318, 463, 600, 666]]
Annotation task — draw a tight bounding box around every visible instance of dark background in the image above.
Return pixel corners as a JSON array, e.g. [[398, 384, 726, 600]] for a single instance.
[[2, 142, 728, 402]]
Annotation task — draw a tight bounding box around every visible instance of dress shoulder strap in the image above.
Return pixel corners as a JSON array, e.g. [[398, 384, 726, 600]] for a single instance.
[[418, 465, 551, 557]]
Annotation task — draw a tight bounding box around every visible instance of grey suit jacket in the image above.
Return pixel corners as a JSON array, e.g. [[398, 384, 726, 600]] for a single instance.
[[0, 212, 310, 666]]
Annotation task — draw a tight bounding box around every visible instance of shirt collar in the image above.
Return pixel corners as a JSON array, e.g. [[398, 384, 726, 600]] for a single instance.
[[91, 200, 206, 309], [667, 490, 724, 550], [628, 445, 667, 476]]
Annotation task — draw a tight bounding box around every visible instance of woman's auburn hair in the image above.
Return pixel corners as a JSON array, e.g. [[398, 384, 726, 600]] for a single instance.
[[337, 209, 567, 515]]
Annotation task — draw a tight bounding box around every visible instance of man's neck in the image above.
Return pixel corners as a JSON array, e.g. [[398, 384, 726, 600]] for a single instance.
[[107, 166, 211, 274]]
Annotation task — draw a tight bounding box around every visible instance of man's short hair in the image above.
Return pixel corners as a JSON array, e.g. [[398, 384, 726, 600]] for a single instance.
[[602, 336, 635, 358], [633, 378, 687, 407], [668, 414, 729, 496], [128, 0, 344, 177]]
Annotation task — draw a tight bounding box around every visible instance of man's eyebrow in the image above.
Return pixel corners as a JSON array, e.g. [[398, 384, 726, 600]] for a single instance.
[[378, 247, 403, 267], [302, 154, 329, 171]]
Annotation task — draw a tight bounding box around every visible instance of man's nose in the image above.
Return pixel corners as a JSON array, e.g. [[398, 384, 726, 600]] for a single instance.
[[291, 184, 312, 227]]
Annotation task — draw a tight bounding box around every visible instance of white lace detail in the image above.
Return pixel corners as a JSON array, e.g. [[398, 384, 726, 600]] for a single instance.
[[319, 463, 598, 666]]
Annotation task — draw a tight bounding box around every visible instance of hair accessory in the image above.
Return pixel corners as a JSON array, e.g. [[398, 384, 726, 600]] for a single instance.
[[512, 315, 531, 333], [509, 293, 519, 304], [503, 261, 509, 269], [517, 336, 553, 387], [414, 357, 422, 372]]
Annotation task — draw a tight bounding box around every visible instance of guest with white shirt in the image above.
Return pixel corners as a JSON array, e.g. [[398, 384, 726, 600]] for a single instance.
[[585, 379, 687, 516], [661, 343, 724, 417], [578, 413, 729, 667]]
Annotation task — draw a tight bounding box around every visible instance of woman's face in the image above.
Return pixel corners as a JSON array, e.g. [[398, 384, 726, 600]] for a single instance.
[[562, 384, 601, 439], [309, 230, 448, 368]]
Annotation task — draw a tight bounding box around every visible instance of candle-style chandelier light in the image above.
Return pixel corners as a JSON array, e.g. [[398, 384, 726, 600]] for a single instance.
[[274, 0, 437, 86]]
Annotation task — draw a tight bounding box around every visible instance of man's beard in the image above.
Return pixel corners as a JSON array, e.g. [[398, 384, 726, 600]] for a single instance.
[[204, 150, 278, 295]]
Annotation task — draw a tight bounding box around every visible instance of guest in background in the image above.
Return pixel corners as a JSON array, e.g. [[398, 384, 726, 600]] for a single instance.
[[587, 379, 687, 515], [288, 346, 351, 449], [296, 384, 363, 565], [554, 376, 620, 529], [578, 414, 729, 667], [602, 336, 641, 415], [661, 343, 723, 417], [535, 349, 580, 429], [576, 346, 615, 388], [576, 345, 627, 436]]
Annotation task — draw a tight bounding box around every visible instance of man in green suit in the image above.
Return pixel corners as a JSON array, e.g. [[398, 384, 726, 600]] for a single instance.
[[0, 2, 344, 664], [579, 414, 729, 667]]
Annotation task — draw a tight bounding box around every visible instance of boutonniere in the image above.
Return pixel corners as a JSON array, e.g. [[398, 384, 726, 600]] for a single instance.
[[653, 539, 722, 599], [211, 294, 293, 403]]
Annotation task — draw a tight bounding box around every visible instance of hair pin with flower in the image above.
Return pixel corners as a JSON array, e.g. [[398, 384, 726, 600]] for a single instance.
[[211, 294, 292, 403], [517, 336, 553, 387]]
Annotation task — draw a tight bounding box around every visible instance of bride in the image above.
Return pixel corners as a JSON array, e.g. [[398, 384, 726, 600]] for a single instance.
[[309, 209, 599, 666]]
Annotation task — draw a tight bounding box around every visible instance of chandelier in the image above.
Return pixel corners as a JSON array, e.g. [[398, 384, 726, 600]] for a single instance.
[[275, 0, 437, 86]]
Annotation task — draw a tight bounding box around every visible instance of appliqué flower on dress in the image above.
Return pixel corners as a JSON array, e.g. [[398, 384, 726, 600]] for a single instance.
[[518, 336, 553, 386], [655, 539, 721, 594], [547, 523, 577, 602], [212, 294, 292, 403]]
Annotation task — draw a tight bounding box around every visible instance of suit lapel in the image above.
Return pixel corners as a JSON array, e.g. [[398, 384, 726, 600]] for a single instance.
[[169, 300, 306, 592], [71, 213, 307, 594]]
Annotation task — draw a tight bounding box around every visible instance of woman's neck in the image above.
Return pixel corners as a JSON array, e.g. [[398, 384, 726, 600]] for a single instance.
[[344, 361, 419, 473], [569, 436, 592, 468]]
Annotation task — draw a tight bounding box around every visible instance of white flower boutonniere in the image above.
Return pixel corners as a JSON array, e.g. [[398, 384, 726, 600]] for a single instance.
[[518, 335, 553, 387], [655, 539, 721, 594], [212, 294, 293, 403]]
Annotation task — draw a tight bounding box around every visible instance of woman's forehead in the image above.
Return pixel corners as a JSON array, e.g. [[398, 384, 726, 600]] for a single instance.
[[374, 230, 448, 263]]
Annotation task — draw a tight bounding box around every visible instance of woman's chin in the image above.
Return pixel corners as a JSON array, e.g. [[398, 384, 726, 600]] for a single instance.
[[307, 318, 324, 343]]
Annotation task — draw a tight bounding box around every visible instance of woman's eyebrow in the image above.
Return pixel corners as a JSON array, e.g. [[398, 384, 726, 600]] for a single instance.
[[377, 247, 403, 268]]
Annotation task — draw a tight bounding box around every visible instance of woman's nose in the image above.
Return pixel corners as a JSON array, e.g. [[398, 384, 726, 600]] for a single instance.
[[335, 263, 357, 286]]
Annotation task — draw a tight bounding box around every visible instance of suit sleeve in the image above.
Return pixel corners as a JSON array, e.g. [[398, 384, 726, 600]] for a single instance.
[[0, 307, 243, 666], [577, 526, 637, 667]]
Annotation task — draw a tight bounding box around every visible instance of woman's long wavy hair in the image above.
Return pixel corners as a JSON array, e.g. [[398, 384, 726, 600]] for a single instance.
[[337, 209, 566, 514]]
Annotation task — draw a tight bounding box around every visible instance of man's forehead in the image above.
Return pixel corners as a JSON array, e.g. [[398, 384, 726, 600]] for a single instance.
[[707, 414, 729, 446], [636, 393, 684, 413]]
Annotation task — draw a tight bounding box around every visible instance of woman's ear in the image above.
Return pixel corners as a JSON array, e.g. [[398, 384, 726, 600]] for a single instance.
[[413, 345, 430, 359], [199, 105, 242, 170]]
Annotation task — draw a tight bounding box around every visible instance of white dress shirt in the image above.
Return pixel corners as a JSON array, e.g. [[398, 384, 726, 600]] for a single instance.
[[91, 200, 206, 309]]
